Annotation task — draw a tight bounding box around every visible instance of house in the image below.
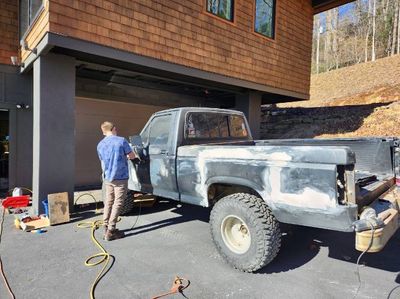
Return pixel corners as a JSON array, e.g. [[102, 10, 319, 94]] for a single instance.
[[0, 0, 354, 213]]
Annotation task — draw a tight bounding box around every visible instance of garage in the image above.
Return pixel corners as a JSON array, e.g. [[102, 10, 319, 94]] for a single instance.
[[74, 97, 169, 188]]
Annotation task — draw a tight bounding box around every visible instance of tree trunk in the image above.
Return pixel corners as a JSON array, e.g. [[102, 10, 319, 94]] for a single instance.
[[333, 8, 340, 69], [371, 0, 376, 61], [325, 11, 332, 70], [365, 0, 372, 62], [316, 15, 321, 74], [355, 0, 363, 63], [397, 0, 400, 54], [393, 0, 399, 55]]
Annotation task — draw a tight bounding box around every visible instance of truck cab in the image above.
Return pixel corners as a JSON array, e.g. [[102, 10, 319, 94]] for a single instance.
[[128, 107, 252, 199]]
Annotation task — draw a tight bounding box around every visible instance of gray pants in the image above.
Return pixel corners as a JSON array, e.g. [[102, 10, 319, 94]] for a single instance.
[[103, 179, 127, 230]]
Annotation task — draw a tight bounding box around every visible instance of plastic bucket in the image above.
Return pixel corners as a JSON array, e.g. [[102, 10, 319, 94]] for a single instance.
[[42, 199, 49, 217]]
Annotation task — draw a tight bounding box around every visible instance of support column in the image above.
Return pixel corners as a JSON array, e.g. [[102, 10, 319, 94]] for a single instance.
[[32, 54, 75, 214], [235, 91, 262, 139]]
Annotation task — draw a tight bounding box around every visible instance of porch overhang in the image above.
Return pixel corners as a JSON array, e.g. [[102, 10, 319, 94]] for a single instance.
[[21, 32, 309, 103], [312, 0, 355, 14]]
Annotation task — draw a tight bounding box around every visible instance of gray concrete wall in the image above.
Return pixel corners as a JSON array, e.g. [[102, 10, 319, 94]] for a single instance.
[[235, 91, 262, 139], [32, 54, 76, 214], [0, 64, 33, 190]]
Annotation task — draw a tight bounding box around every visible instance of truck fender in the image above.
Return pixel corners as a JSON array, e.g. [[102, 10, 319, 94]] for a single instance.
[[206, 176, 274, 208]]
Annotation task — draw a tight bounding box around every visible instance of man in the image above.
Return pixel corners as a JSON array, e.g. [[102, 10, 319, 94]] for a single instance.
[[97, 121, 136, 241]]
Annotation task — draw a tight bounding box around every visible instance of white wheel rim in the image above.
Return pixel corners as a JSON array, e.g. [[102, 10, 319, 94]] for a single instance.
[[221, 215, 251, 254]]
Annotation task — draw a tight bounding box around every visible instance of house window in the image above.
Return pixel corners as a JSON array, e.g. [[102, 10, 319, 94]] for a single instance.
[[20, 0, 43, 39], [206, 0, 234, 22], [254, 0, 276, 39]]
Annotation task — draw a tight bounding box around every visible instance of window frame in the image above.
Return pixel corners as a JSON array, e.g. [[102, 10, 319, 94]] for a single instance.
[[204, 0, 236, 25], [19, 0, 45, 41], [253, 0, 277, 41], [183, 111, 250, 142]]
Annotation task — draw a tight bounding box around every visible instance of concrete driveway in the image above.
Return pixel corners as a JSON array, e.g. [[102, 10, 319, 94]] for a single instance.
[[1, 199, 399, 299]]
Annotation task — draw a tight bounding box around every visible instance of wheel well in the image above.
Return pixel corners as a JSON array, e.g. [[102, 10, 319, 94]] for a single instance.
[[208, 183, 261, 206]]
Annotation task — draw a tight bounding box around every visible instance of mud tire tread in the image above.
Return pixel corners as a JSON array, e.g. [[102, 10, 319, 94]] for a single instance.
[[119, 191, 135, 215], [210, 193, 281, 272]]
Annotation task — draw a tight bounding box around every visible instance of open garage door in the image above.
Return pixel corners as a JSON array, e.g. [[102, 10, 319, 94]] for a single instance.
[[75, 97, 168, 187]]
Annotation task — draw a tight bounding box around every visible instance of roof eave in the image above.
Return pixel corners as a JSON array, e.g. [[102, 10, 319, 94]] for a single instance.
[[313, 0, 355, 14]]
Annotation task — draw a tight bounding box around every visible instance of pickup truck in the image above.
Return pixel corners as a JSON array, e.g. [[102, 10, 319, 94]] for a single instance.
[[127, 107, 400, 272]]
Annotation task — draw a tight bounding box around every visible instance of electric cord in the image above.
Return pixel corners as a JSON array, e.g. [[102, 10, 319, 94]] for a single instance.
[[76, 194, 145, 299], [0, 208, 16, 299], [129, 203, 142, 230], [74, 193, 100, 214], [353, 220, 375, 299], [387, 284, 400, 299], [77, 218, 119, 299]]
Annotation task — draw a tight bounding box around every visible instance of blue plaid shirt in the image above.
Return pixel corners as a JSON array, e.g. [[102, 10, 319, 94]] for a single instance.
[[97, 135, 132, 181]]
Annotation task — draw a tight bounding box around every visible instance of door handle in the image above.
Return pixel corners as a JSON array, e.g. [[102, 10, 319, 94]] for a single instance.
[[149, 147, 168, 155]]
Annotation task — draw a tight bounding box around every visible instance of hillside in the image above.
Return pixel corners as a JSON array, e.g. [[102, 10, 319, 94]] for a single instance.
[[261, 55, 400, 139]]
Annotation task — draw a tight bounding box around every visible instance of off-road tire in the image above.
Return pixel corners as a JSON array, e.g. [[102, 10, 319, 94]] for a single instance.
[[210, 193, 281, 272], [119, 191, 135, 215]]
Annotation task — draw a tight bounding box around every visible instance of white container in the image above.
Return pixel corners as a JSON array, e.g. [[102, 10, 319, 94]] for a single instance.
[[12, 187, 23, 197]]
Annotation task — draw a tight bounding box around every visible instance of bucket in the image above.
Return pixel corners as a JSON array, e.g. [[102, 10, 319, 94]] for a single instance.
[[42, 199, 49, 217], [12, 187, 23, 197]]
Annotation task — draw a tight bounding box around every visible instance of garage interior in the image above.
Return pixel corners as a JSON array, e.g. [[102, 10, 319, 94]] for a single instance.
[[74, 62, 240, 189]]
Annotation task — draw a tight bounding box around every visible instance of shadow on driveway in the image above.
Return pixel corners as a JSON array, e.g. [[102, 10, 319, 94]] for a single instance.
[[76, 198, 400, 275]]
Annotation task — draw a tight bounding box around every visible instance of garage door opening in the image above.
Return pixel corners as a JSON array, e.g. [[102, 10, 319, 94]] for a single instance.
[[75, 97, 169, 189]]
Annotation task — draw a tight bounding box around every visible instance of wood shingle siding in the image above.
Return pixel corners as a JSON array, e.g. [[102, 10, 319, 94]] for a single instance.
[[0, 1, 18, 65], [21, 0, 314, 96]]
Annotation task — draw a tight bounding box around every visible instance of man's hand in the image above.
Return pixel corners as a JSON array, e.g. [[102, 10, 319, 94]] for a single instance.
[[127, 151, 137, 160]]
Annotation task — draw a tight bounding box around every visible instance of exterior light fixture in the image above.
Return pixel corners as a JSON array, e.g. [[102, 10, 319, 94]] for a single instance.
[[22, 41, 37, 55], [16, 104, 30, 109], [10, 56, 24, 67]]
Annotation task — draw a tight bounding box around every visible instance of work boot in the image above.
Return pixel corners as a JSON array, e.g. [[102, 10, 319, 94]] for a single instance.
[[103, 225, 108, 240], [105, 229, 125, 241]]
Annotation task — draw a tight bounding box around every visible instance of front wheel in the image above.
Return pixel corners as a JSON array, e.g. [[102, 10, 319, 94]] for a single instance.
[[210, 193, 281, 272]]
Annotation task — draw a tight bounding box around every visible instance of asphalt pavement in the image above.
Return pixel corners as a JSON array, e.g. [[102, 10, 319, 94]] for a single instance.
[[1, 199, 399, 299]]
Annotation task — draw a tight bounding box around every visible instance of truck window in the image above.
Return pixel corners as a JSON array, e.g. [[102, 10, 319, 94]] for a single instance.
[[186, 113, 229, 139], [149, 114, 172, 146], [140, 124, 150, 145], [230, 115, 248, 138]]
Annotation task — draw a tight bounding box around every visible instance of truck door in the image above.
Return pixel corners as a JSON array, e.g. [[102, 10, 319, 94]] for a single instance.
[[146, 113, 179, 199]]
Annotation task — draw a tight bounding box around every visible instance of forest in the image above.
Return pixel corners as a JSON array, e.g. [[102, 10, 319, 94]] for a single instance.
[[312, 0, 400, 73]]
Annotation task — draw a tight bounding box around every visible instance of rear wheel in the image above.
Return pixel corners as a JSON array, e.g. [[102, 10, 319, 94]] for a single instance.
[[210, 193, 281, 272], [119, 191, 135, 215]]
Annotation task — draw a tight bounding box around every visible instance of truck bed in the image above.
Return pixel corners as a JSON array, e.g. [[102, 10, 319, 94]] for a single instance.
[[257, 137, 398, 207]]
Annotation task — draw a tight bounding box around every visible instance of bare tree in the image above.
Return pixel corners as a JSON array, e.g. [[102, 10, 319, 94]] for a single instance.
[[397, 0, 400, 53], [371, 0, 376, 61], [365, 0, 372, 62], [315, 15, 321, 73], [392, 0, 399, 55], [332, 8, 340, 69], [311, 0, 400, 74], [325, 10, 333, 70]]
